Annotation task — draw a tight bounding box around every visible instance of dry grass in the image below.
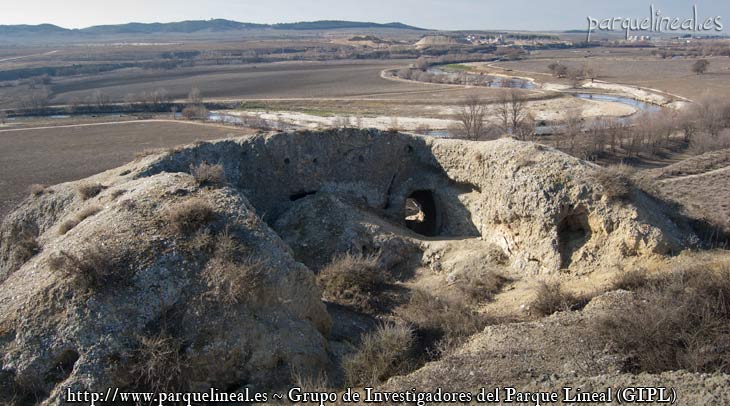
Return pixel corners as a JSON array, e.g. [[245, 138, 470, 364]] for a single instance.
[[612, 267, 649, 291], [317, 253, 387, 312], [591, 164, 635, 200], [190, 162, 226, 187], [110, 189, 126, 200], [77, 183, 106, 200], [531, 280, 581, 316], [135, 148, 170, 159], [595, 263, 730, 374], [342, 323, 414, 387], [7, 223, 40, 264], [167, 198, 216, 234], [214, 228, 241, 261], [398, 289, 487, 352], [130, 333, 186, 393], [203, 257, 267, 305], [58, 205, 102, 235], [456, 268, 509, 304], [49, 242, 128, 292], [185, 229, 215, 254], [28, 184, 48, 197]]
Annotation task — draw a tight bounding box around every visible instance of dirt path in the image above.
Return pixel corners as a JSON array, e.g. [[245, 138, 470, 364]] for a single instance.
[[659, 165, 730, 183], [0, 50, 58, 63]]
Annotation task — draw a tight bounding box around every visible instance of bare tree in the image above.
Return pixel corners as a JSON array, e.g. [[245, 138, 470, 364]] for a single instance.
[[388, 116, 401, 132], [692, 59, 710, 75], [548, 62, 568, 78], [333, 116, 352, 128], [21, 86, 50, 113], [150, 88, 169, 106], [694, 94, 726, 137], [188, 88, 203, 105], [567, 69, 584, 88], [605, 117, 627, 154], [456, 95, 487, 140], [182, 105, 208, 120], [497, 89, 530, 139], [582, 64, 598, 82], [91, 90, 110, 108], [414, 57, 431, 71], [563, 109, 583, 153]]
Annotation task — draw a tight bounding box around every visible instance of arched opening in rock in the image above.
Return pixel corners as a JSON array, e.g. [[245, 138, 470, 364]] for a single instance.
[[290, 191, 317, 201], [558, 208, 591, 268], [45, 349, 79, 385], [405, 190, 439, 237]]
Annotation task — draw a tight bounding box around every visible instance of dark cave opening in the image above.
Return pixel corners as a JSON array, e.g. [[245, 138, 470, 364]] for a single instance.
[[557, 208, 591, 268], [405, 190, 439, 237]]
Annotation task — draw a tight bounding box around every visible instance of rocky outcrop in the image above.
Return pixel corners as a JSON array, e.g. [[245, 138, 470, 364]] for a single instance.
[[0, 129, 697, 403], [0, 171, 330, 405]]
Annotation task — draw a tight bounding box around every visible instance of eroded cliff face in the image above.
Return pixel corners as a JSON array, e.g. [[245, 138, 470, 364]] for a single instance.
[[0, 129, 694, 404], [138, 129, 690, 274]]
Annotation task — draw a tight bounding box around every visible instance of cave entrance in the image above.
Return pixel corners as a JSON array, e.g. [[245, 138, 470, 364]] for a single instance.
[[405, 190, 439, 237], [558, 208, 591, 268]]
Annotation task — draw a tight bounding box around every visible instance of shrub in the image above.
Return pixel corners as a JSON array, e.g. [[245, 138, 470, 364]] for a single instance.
[[398, 289, 487, 351], [342, 323, 414, 386], [203, 257, 267, 305], [595, 264, 730, 374], [130, 333, 185, 393], [181, 105, 208, 120], [8, 224, 40, 264], [317, 253, 387, 312], [214, 228, 241, 262], [110, 189, 126, 200], [457, 269, 509, 304], [135, 148, 169, 159], [58, 206, 102, 235], [612, 268, 649, 291], [186, 228, 215, 254], [167, 198, 216, 234], [190, 162, 226, 187], [29, 184, 48, 196], [49, 242, 128, 292], [591, 164, 635, 200], [531, 281, 580, 316], [414, 124, 431, 135], [77, 183, 106, 200]]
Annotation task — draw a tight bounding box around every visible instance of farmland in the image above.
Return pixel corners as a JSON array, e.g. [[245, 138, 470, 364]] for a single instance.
[[0, 120, 252, 220], [490, 48, 730, 100]]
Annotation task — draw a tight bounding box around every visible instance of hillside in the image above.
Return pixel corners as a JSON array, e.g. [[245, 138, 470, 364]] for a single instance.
[[3, 130, 721, 404], [0, 19, 428, 37]]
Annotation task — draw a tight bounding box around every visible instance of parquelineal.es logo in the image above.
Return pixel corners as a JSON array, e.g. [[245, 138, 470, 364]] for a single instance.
[[587, 5, 723, 41]]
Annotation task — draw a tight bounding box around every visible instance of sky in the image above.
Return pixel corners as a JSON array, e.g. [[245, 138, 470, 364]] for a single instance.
[[0, 0, 729, 31]]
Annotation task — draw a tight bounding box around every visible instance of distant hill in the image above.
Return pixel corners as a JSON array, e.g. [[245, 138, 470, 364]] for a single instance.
[[272, 20, 426, 31], [0, 19, 428, 37], [80, 19, 267, 35], [0, 24, 67, 35]]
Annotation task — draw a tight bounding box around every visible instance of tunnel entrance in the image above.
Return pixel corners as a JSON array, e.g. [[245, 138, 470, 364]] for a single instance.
[[557, 208, 591, 268], [405, 190, 439, 237]]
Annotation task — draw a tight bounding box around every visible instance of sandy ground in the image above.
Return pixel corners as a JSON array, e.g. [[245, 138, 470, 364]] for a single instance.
[[231, 95, 635, 132], [582, 81, 669, 105]]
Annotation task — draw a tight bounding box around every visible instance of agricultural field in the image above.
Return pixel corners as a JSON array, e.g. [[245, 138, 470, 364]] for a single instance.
[[0, 120, 252, 220], [491, 48, 730, 100]]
